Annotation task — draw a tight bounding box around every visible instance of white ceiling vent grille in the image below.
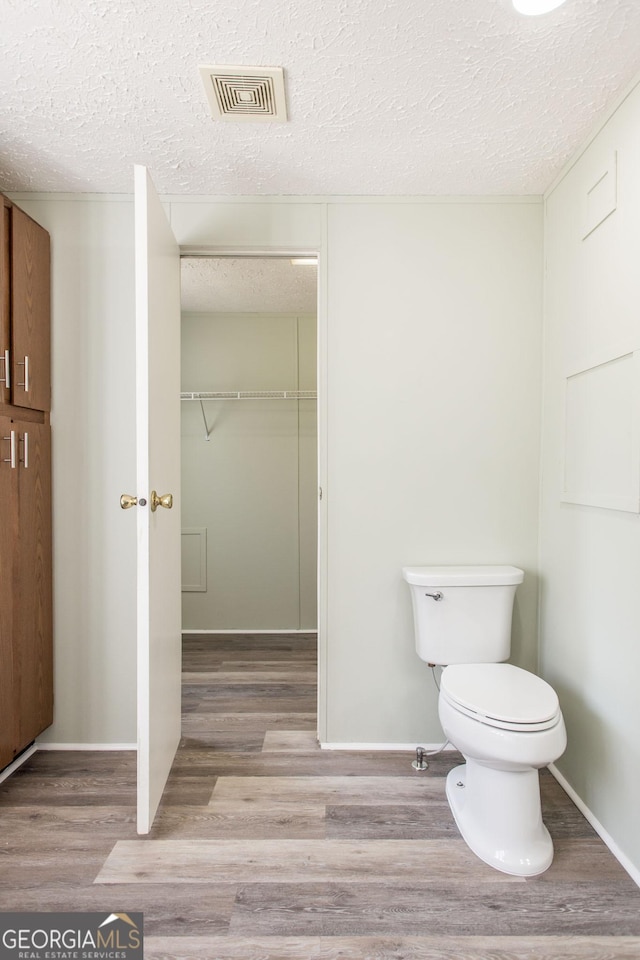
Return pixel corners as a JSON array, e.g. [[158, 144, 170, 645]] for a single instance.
[[199, 65, 287, 122]]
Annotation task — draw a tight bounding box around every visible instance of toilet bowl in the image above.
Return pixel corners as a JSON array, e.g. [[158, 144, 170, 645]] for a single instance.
[[402, 565, 566, 877], [438, 662, 566, 876]]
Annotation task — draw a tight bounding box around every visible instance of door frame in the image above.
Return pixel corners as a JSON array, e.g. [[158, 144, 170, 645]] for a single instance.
[[177, 245, 328, 743]]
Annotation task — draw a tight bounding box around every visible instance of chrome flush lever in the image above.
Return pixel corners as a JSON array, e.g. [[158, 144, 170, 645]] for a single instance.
[[425, 592, 443, 601]]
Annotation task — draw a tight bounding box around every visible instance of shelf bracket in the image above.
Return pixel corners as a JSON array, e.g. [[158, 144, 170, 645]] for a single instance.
[[199, 398, 214, 441]]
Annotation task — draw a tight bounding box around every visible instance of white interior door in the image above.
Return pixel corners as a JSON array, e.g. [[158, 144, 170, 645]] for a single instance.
[[134, 165, 182, 834]]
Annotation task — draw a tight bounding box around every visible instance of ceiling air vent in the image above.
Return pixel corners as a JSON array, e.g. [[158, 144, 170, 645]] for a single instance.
[[199, 65, 287, 122]]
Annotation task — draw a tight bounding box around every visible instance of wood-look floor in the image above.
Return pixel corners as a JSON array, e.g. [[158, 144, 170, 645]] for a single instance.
[[1, 633, 640, 960]]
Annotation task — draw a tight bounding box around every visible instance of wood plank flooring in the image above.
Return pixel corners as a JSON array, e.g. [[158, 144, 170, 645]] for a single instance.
[[1, 632, 640, 960]]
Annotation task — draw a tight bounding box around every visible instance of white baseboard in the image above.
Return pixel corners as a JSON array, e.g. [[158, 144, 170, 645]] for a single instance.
[[0, 743, 37, 784], [549, 762, 640, 889], [320, 741, 457, 752], [182, 629, 317, 635], [36, 742, 137, 751]]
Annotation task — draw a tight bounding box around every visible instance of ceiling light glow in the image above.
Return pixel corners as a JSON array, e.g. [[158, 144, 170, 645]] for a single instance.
[[512, 0, 567, 14]]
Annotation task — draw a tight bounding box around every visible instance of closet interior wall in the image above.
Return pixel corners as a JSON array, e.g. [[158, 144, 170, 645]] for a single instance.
[[180, 310, 317, 632]]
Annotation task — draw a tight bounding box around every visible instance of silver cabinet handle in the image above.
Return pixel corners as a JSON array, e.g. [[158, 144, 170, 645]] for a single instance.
[[3, 430, 17, 469], [17, 355, 30, 392], [0, 349, 10, 388], [20, 432, 29, 469]]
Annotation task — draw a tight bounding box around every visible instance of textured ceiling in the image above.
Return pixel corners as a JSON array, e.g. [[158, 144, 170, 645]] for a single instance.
[[181, 257, 317, 314], [2, 0, 640, 196]]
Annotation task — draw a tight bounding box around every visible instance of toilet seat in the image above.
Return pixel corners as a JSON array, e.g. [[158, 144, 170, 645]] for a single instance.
[[440, 663, 561, 732]]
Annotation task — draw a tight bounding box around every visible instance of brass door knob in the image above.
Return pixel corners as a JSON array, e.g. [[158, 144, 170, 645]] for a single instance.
[[120, 494, 148, 509], [150, 490, 173, 512]]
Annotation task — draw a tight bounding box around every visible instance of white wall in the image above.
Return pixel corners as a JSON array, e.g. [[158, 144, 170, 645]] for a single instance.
[[15, 193, 542, 751], [181, 311, 317, 630], [324, 201, 543, 743], [541, 80, 640, 876]]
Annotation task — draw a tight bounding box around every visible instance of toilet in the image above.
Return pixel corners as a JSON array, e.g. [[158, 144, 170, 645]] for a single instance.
[[402, 564, 566, 877]]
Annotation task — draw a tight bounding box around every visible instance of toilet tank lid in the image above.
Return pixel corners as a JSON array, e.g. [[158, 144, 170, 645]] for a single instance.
[[402, 565, 524, 586]]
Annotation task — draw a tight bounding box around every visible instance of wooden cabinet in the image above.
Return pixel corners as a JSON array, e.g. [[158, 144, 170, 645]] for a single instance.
[[0, 194, 53, 772], [1, 198, 51, 411], [0, 415, 53, 769], [0, 199, 10, 406]]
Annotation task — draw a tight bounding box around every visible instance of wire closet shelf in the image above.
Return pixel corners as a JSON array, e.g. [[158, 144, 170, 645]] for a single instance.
[[181, 390, 317, 400], [181, 390, 317, 439]]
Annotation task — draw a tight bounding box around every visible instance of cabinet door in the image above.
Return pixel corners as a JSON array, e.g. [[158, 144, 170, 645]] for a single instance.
[[0, 203, 10, 406], [13, 420, 53, 749], [0, 415, 18, 769], [11, 206, 51, 412]]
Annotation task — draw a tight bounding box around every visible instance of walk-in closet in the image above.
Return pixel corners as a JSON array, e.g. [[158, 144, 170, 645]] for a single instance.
[[180, 257, 318, 632]]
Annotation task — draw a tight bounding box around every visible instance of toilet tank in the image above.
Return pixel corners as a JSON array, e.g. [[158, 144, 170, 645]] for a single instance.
[[402, 565, 524, 665]]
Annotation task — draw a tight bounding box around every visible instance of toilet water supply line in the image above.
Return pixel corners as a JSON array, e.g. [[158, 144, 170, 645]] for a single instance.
[[413, 666, 450, 770]]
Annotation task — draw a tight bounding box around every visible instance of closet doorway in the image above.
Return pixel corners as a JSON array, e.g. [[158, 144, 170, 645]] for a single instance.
[[179, 256, 318, 644]]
